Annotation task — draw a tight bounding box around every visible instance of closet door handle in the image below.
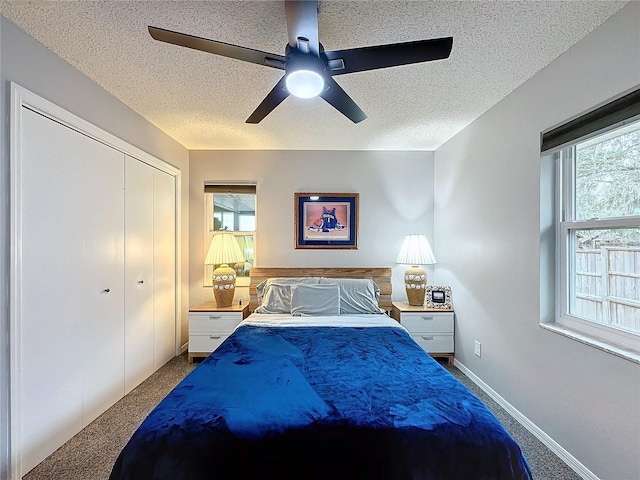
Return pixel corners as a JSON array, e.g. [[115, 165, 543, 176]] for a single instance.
[[137, 280, 144, 284], [102, 288, 111, 293]]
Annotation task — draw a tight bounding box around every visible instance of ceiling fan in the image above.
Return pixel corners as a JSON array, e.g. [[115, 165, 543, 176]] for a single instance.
[[149, 0, 453, 124]]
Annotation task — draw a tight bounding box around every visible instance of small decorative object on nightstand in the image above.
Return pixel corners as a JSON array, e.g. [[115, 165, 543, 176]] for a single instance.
[[392, 301, 454, 364], [425, 286, 453, 309], [396, 234, 437, 306], [205, 232, 245, 308], [188, 302, 249, 363]]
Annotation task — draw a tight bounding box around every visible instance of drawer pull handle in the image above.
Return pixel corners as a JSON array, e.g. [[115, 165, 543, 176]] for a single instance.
[[209, 335, 221, 340], [421, 316, 434, 321], [209, 315, 221, 320], [421, 335, 434, 341]]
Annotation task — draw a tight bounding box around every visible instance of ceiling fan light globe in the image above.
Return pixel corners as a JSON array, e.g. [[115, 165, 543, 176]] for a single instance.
[[285, 70, 324, 98]]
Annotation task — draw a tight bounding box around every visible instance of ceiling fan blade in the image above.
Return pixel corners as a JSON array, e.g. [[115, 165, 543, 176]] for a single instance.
[[149, 26, 287, 70], [246, 76, 290, 123], [319, 77, 367, 123], [284, 0, 320, 56], [323, 37, 453, 76]]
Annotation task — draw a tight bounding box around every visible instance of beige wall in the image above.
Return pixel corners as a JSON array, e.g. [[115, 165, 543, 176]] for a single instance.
[[189, 150, 435, 307]]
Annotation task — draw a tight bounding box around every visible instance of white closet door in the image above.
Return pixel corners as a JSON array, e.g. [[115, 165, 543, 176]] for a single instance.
[[19, 108, 86, 473], [15, 95, 178, 477], [79, 135, 125, 426], [124, 156, 155, 394], [153, 169, 176, 369]]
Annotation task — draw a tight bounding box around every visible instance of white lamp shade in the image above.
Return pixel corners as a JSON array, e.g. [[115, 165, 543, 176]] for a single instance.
[[205, 232, 245, 265], [396, 234, 437, 266]]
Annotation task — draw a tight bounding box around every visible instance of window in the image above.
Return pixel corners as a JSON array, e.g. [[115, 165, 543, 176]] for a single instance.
[[203, 184, 256, 287], [541, 89, 640, 360]]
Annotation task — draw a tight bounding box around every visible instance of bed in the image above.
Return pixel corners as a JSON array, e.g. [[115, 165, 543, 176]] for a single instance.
[[110, 268, 532, 480]]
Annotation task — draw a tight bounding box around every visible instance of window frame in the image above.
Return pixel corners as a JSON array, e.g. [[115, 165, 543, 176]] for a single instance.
[[546, 114, 640, 362], [203, 184, 256, 287]]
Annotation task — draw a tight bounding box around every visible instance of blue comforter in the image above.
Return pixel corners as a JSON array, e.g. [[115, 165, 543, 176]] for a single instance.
[[110, 322, 533, 479]]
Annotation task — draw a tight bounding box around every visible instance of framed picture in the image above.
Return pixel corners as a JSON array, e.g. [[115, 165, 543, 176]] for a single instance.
[[425, 286, 452, 309], [294, 193, 359, 249]]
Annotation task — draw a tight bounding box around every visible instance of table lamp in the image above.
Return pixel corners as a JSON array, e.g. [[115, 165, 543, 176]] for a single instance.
[[205, 232, 246, 307], [396, 234, 437, 306]]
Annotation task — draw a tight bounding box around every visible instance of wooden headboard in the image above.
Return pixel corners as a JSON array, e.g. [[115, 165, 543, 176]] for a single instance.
[[249, 267, 392, 312]]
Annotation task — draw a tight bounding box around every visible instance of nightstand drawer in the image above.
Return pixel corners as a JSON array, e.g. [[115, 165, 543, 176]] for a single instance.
[[189, 312, 242, 333], [401, 312, 453, 334], [410, 334, 454, 353], [189, 333, 229, 353]]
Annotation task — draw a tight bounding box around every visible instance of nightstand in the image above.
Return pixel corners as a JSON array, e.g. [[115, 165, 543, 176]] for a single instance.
[[188, 302, 250, 363], [391, 301, 455, 364]]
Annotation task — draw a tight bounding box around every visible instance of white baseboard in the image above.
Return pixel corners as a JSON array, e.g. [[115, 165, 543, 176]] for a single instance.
[[453, 359, 598, 480]]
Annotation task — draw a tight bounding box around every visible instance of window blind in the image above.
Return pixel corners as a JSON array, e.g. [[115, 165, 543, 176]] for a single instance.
[[204, 184, 256, 194], [541, 88, 640, 153]]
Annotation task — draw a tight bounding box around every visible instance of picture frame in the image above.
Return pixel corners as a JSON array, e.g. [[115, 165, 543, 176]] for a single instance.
[[294, 193, 359, 249], [425, 286, 453, 309]]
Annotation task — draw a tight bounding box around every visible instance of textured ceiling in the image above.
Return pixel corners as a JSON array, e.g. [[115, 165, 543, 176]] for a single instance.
[[0, 1, 627, 150]]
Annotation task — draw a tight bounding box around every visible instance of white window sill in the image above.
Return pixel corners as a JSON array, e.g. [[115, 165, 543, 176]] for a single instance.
[[540, 323, 640, 364]]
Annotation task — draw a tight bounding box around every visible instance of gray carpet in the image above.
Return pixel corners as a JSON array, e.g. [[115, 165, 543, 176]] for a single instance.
[[24, 354, 580, 480]]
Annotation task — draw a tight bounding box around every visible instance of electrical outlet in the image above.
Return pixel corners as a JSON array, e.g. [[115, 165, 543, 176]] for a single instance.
[[474, 340, 481, 358]]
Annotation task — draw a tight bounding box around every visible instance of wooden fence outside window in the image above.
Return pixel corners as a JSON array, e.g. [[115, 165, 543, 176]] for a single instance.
[[575, 247, 640, 333]]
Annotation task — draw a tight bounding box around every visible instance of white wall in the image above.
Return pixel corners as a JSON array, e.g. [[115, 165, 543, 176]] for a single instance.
[[189, 150, 435, 307], [0, 16, 190, 480], [434, 3, 640, 479]]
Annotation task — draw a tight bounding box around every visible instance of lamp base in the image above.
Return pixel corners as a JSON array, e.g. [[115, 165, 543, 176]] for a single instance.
[[404, 265, 427, 306], [212, 264, 236, 308]]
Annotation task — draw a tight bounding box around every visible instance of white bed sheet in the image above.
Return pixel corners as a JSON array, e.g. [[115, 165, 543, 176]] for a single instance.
[[239, 312, 406, 330]]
